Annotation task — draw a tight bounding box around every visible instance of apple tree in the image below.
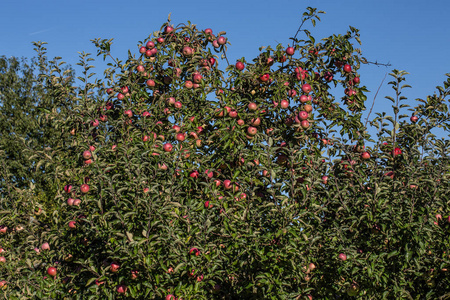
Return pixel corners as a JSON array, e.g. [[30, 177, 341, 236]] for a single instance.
[[1, 7, 449, 299]]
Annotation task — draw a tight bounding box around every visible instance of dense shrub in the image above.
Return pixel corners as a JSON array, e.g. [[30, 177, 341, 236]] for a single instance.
[[1, 8, 449, 299]]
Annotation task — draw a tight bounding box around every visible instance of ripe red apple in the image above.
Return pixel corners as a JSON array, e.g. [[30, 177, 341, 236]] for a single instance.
[[301, 120, 310, 129], [176, 133, 186, 141], [137, 65, 145, 73], [301, 84, 312, 94], [248, 102, 257, 111], [304, 104, 313, 113], [82, 150, 92, 160], [164, 25, 174, 33], [247, 126, 257, 136], [166, 295, 176, 300], [139, 46, 147, 54], [146, 41, 155, 49], [80, 184, 90, 194], [229, 110, 238, 118], [322, 176, 328, 184], [64, 185, 72, 193], [117, 285, 127, 294], [0, 257, 5, 263], [182, 46, 193, 56], [73, 199, 81, 206], [217, 36, 227, 45], [157, 37, 164, 43], [146, 79, 156, 87], [259, 73, 270, 82], [174, 101, 182, 109], [204, 28, 213, 35], [185, 80, 193, 89], [193, 73, 203, 83], [299, 95, 309, 103], [410, 115, 418, 123], [280, 99, 289, 109], [338, 253, 347, 261], [286, 47, 295, 56], [223, 180, 232, 190], [353, 77, 360, 84], [298, 111, 308, 120], [392, 147, 402, 157], [163, 143, 173, 152], [250, 117, 261, 126], [47, 267, 57, 277], [41, 242, 50, 250], [68, 221, 76, 229], [343, 64, 352, 73], [236, 61, 245, 71], [361, 152, 370, 160], [111, 262, 120, 273]]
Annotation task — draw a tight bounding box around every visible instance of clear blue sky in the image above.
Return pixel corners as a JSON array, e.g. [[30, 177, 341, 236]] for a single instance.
[[2, 0, 450, 138]]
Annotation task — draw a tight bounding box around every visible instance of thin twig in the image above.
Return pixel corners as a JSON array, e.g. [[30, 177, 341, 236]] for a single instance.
[[364, 72, 387, 129]]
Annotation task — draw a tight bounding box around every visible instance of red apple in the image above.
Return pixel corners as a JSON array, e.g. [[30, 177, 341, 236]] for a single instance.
[[68, 221, 76, 229], [338, 253, 347, 261], [259, 73, 270, 82], [80, 184, 90, 194], [146, 41, 155, 49], [392, 147, 402, 157], [343, 64, 352, 73], [302, 84, 312, 94], [410, 115, 418, 123], [280, 99, 289, 109], [163, 143, 173, 152], [117, 285, 127, 294], [248, 102, 257, 111], [247, 126, 257, 136], [223, 180, 232, 190], [64, 185, 72, 194], [361, 152, 370, 160], [146, 79, 156, 87], [217, 36, 227, 45], [286, 47, 295, 56], [301, 120, 310, 129], [300, 95, 309, 103], [182, 46, 193, 56], [236, 61, 245, 71], [298, 111, 308, 120], [111, 262, 120, 273], [185, 80, 193, 89], [193, 73, 203, 83], [82, 150, 91, 160], [47, 267, 57, 277], [41, 242, 50, 250]]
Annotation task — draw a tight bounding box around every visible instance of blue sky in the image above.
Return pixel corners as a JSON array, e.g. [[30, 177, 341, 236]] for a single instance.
[[2, 0, 450, 138]]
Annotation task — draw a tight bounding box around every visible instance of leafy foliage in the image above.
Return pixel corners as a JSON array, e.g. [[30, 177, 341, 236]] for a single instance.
[[0, 9, 449, 300]]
